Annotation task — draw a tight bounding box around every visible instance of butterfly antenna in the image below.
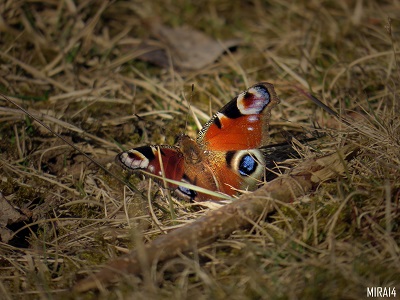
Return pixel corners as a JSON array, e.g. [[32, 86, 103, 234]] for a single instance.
[[1, 93, 143, 195]]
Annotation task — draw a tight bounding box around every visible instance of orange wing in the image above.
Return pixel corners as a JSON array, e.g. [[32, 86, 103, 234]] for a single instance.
[[197, 82, 279, 151]]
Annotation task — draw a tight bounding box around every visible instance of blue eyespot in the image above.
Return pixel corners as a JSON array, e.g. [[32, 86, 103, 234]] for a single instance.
[[239, 154, 257, 176], [178, 185, 197, 199]]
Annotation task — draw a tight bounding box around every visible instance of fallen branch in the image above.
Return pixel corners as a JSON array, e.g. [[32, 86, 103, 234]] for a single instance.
[[73, 145, 358, 292]]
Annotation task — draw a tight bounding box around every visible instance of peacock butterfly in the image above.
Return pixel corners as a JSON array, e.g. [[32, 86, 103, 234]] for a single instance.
[[115, 82, 280, 201]]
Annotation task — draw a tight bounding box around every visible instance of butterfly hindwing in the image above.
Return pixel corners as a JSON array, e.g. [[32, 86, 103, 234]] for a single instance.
[[201, 149, 266, 196]]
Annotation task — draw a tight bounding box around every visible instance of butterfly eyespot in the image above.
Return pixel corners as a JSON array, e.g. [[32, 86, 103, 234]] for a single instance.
[[226, 150, 265, 179], [238, 154, 257, 176], [177, 185, 197, 199], [236, 85, 271, 115]]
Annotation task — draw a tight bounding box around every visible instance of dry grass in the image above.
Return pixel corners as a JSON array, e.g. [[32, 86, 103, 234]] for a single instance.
[[0, 0, 400, 299]]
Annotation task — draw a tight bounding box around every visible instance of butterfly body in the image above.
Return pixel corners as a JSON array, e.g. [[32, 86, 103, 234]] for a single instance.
[[116, 82, 279, 201]]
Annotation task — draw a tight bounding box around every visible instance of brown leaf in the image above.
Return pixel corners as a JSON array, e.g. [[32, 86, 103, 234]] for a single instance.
[[0, 193, 28, 243], [138, 24, 241, 71]]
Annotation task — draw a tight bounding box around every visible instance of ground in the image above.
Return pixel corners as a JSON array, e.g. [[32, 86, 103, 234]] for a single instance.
[[0, 1, 399, 299]]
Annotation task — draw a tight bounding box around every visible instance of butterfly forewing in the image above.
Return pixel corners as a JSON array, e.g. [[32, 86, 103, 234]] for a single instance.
[[116, 145, 185, 190], [197, 82, 279, 151]]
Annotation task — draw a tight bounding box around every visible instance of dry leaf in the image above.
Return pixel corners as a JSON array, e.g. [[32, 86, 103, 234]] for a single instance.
[[137, 24, 241, 70], [0, 193, 28, 243]]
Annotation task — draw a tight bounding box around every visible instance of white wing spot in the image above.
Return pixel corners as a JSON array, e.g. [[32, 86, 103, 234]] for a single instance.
[[121, 151, 149, 170]]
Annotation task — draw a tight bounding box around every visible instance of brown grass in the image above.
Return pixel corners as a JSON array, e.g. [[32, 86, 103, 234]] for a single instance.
[[1, 0, 399, 299]]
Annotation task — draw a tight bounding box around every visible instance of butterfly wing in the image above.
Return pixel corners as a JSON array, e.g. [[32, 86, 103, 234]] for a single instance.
[[197, 82, 279, 151], [115, 145, 185, 190], [116, 143, 223, 201], [181, 82, 279, 200]]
